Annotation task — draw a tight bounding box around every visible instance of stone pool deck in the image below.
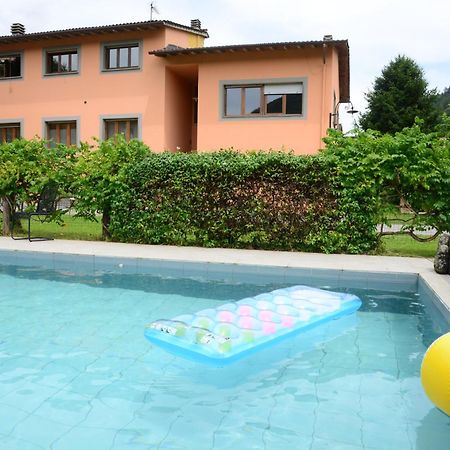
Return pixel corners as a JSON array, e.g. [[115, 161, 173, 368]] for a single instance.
[[0, 237, 449, 317]]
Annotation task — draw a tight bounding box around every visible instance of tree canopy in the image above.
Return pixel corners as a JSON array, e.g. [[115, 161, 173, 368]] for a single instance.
[[359, 55, 441, 133], [72, 137, 150, 238], [323, 116, 450, 240], [436, 86, 450, 116], [0, 139, 77, 235]]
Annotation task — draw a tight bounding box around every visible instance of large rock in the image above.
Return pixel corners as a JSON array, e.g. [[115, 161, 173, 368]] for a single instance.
[[434, 233, 450, 274]]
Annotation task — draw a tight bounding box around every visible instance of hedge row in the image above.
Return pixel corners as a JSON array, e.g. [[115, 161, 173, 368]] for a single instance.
[[109, 151, 380, 253]]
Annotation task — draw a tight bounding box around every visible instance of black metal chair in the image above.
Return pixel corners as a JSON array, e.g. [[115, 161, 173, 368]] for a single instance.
[[11, 182, 59, 241]]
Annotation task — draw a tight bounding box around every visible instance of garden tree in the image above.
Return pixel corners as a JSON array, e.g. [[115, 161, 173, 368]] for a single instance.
[[436, 86, 450, 116], [322, 115, 450, 241], [73, 136, 151, 239], [359, 55, 441, 133], [0, 139, 77, 236]]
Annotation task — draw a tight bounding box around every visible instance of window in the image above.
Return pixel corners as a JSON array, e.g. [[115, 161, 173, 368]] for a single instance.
[[104, 118, 138, 141], [0, 53, 21, 79], [45, 49, 78, 74], [103, 43, 140, 70], [0, 123, 21, 143], [46, 121, 77, 147], [225, 83, 303, 117]]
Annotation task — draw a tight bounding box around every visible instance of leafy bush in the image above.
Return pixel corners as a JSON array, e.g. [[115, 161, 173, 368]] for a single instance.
[[72, 137, 151, 238], [109, 151, 380, 253], [323, 117, 450, 240]]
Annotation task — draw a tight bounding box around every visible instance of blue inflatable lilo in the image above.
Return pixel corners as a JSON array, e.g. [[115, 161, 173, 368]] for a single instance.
[[145, 285, 362, 366]]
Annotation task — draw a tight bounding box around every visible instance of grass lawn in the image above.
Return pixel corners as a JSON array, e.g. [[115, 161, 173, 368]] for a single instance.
[[379, 234, 437, 258], [4, 215, 102, 241], [0, 215, 437, 258]]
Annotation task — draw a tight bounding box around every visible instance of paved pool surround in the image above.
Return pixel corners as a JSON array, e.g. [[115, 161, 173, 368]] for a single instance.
[[0, 237, 449, 323]]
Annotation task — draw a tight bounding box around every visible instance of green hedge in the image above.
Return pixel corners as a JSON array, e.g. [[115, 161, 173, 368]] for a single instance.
[[109, 151, 379, 253]]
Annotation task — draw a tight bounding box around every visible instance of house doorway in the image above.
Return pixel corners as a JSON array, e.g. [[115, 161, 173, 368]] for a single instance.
[[164, 65, 198, 152]]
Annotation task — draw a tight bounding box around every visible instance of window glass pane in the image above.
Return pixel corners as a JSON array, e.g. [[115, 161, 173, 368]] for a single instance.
[[266, 94, 283, 114], [48, 125, 57, 148], [119, 48, 128, 68], [118, 121, 127, 135], [10, 55, 21, 77], [286, 94, 302, 114], [2, 57, 11, 77], [71, 53, 78, 71], [49, 55, 59, 73], [70, 125, 77, 145], [130, 120, 138, 139], [105, 121, 115, 138], [60, 54, 69, 72], [59, 126, 67, 144], [130, 46, 139, 67], [244, 87, 261, 114], [225, 88, 241, 116], [6, 128, 13, 142], [108, 49, 117, 69]]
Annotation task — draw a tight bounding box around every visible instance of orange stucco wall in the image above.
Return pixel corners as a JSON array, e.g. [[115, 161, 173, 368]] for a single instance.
[[187, 46, 339, 154], [1, 26, 341, 155], [0, 27, 203, 151]]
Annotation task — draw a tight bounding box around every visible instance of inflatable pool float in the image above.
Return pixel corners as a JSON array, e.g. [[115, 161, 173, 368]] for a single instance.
[[421, 332, 450, 416], [145, 285, 362, 366]]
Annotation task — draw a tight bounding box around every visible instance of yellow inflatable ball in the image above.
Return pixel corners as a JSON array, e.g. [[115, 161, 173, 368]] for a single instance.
[[421, 332, 450, 416]]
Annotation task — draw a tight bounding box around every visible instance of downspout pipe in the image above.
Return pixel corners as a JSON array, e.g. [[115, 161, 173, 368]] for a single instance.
[[320, 42, 327, 148]]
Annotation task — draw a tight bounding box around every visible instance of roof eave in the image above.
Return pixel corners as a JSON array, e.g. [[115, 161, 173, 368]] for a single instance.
[[150, 40, 350, 102], [0, 20, 208, 44]]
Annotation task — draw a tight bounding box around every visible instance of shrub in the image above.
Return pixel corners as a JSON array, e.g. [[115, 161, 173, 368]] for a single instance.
[[323, 118, 450, 241], [73, 137, 151, 238], [109, 150, 380, 253]]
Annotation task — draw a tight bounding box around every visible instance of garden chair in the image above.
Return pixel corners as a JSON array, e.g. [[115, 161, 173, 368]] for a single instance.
[[11, 182, 59, 241]]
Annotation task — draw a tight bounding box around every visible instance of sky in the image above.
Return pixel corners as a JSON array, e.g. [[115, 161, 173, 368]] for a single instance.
[[1, 0, 449, 130]]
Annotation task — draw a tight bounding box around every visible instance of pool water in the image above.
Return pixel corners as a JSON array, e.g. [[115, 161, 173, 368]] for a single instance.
[[0, 263, 448, 450]]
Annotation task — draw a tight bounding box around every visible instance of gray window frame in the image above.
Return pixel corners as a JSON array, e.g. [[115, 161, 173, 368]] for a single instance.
[[43, 45, 81, 77], [220, 77, 308, 121], [0, 50, 24, 81], [42, 116, 80, 147], [0, 119, 23, 142], [100, 114, 142, 141], [100, 40, 143, 73]]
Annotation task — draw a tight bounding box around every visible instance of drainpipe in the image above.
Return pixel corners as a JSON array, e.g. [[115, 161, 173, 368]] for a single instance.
[[320, 42, 328, 150]]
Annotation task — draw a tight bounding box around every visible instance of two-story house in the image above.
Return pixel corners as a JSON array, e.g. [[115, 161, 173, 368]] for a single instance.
[[0, 19, 350, 154]]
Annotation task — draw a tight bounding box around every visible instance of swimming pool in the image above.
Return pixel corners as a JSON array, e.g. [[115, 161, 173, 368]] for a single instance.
[[0, 251, 449, 450]]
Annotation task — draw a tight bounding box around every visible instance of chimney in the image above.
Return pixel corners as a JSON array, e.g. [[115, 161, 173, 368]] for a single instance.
[[323, 34, 333, 41], [11, 23, 25, 35], [190, 19, 201, 30]]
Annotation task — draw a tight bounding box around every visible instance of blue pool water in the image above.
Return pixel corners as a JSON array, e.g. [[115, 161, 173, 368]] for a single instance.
[[0, 258, 449, 450]]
